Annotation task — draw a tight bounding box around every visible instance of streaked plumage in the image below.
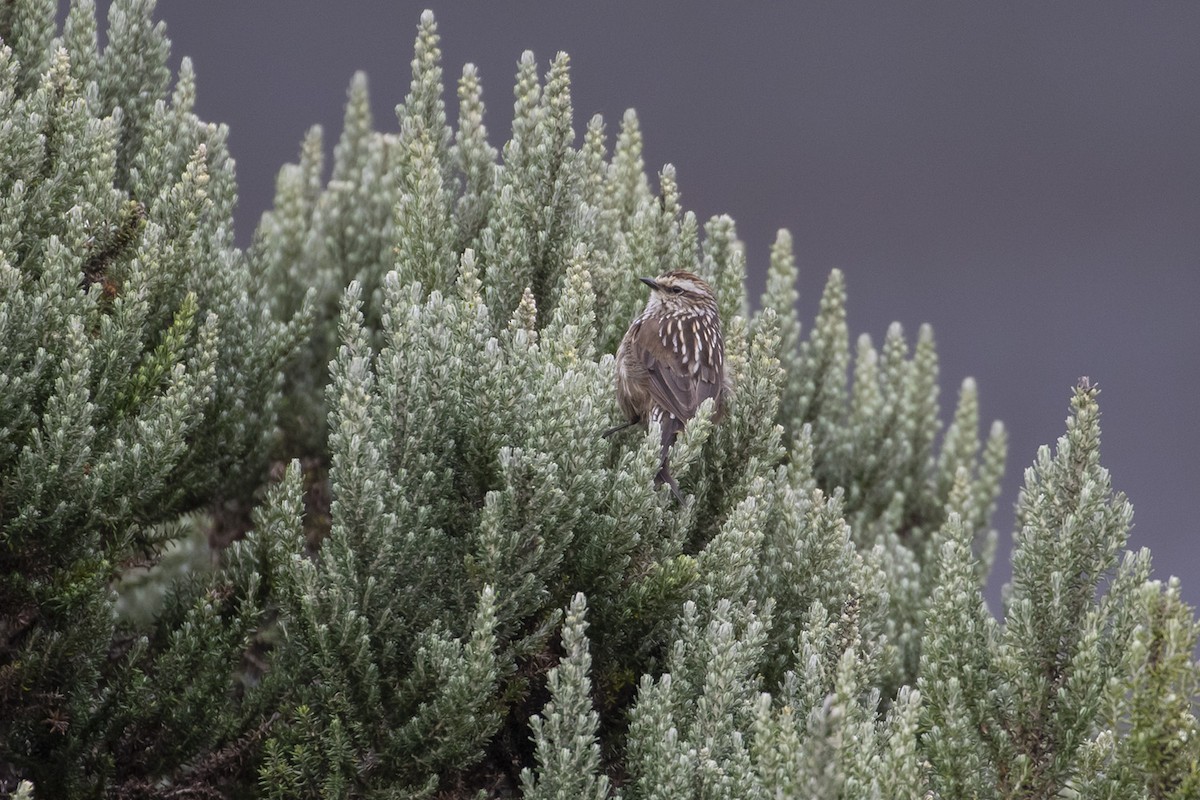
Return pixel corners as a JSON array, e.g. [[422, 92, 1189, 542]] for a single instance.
[[605, 270, 730, 501]]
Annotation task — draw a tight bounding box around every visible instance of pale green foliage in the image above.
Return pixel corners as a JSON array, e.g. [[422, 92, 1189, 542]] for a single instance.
[[521, 593, 610, 800], [245, 10, 1199, 798], [4, 3, 1197, 798], [1, 0, 306, 794], [250, 459, 503, 797], [248, 11, 1031, 797], [1077, 577, 1200, 799], [919, 383, 1200, 799]]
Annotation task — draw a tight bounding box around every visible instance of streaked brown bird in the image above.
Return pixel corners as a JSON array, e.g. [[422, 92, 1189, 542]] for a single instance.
[[604, 270, 730, 502]]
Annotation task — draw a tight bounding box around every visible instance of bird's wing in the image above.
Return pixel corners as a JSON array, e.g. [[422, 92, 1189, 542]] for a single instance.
[[633, 319, 722, 424]]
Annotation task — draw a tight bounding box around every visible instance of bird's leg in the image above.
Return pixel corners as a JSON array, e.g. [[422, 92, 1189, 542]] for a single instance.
[[655, 440, 686, 504]]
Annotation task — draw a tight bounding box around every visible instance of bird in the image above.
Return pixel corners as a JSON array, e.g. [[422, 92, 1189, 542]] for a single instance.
[[604, 270, 730, 502]]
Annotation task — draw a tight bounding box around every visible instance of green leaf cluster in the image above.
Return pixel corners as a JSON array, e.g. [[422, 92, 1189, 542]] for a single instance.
[[1, 1, 307, 794], [1, 4, 1196, 799]]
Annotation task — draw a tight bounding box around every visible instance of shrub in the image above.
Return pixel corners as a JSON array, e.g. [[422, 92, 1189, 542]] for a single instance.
[[2, 4, 1196, 798], [0, 0, 307, 794]]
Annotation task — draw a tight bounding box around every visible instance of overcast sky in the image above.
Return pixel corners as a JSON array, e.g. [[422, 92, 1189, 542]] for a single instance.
[[137, 1, 1200, 611]]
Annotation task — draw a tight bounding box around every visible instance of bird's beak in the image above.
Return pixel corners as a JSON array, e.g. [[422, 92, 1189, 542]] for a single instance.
[[640, 277, 659, 290]]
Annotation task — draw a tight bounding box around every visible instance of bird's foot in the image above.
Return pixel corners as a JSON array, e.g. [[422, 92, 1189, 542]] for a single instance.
[[655, 466, 686, 505], [602, 419, 638, 439]]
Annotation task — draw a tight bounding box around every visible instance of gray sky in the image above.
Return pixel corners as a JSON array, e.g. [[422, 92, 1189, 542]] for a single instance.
[[146, 1, 1200, 611]]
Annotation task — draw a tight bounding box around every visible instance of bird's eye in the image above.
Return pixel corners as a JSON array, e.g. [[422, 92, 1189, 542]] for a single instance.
[[670, 286, 684, 295]]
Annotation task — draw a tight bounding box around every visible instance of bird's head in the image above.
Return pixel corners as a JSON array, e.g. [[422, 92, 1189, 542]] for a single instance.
[[639, 270, 718, 316]]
